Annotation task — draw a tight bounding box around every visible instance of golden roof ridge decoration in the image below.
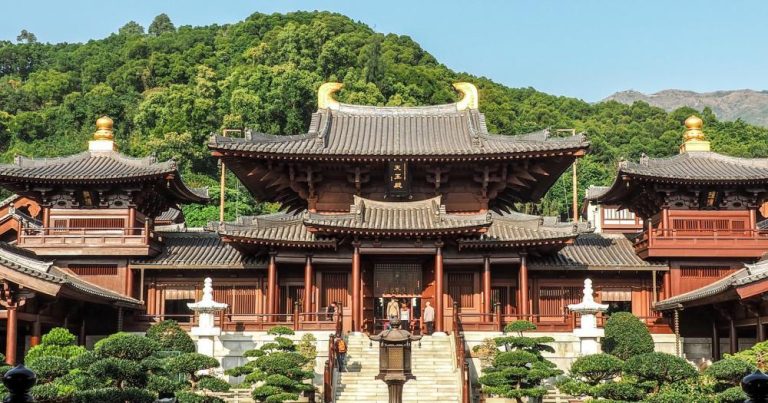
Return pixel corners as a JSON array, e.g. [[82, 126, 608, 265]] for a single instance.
[[453, 82, 479, 110], [318, 82, 343, 110], [89, 115, 116, 152], [679, 115, 710, 153]]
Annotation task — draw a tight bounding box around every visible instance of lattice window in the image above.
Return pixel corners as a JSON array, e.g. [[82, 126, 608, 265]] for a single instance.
[[68, 264, 118, 276], [680, 266, 731, 278], [447, 272, 474, 308], [540, 286, 582, 316], [373, 263, 421, 296], [69, 218, 125, 229], [322, 272, 348, 308]]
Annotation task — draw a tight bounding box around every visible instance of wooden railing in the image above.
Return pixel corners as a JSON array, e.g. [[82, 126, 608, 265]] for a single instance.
[[18, 226, 156, 246], [452, 302, 471, 403], [323, 308, 343, 403], [635, 226, 768, 257]]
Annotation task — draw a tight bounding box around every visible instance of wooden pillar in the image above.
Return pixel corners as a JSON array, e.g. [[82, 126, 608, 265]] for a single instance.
[[519, 254, 529, 317], [5, 305, 17, 365], [663, 271, 672, 299], [266, 252, 277, 315], [712, 320, 721, 360], [117, 307, 124, 332], [483, 256, 492, 315], [125, 267, 134, 298], [29, 315, 42, 347], [304, 255, 313, 313], [351, 243, 361, 332], [729, 318, 738, 354], [128, 207, 136, 235], [435, 243, 444, 333], [758, 314, 765, 343], [139, 269, 145, 302]]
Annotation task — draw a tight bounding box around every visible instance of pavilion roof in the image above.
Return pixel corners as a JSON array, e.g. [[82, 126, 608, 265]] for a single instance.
[[655, 259, 768, 311], [214, 213, 337, 250], [457, 211, 581, 249], [0, 242, 142, 308], [0, 151, 209, 205], [304, 195, 491, 236], [528, 233, 666, 271], [132, 231, 264, 269]]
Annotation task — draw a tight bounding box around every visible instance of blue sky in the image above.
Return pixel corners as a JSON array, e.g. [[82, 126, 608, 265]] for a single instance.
[[1, 0, 766, 101]]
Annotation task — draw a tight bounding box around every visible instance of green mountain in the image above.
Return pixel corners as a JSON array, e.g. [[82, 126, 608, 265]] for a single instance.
[[2, 11, 768, 225]]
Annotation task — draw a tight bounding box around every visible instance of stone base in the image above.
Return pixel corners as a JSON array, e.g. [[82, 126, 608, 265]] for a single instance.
[[431, 332, 448, 337], [191, 326, 222, 337]]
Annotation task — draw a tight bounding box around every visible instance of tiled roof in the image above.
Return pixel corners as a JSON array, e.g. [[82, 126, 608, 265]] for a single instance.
[[584, 185, 610, 201], [155, 208, 184, 225], [210, 105, 587, 160], [215, 213, 336, 248], [0, 242, 142, 308], [655, 259, 768, 310], [132, 231, 263, 269], [528, 233, 666, 270], [458, 211, 581, 248], [618, 152, 768, 182], [304, 196, 491, 235], [0, 152, 208, 204]]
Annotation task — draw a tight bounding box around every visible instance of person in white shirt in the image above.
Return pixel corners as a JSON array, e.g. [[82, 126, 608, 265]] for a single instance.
[[399, 303, 410, 331], [423, 301, 435, 335]]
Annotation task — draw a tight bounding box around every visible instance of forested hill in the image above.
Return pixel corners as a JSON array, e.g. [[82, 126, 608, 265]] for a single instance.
[[2, 11, 768, 224]]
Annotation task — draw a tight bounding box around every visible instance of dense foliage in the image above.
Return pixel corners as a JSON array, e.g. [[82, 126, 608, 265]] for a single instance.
[[601, 312, 655, 360], [225, 327, 315, 403], [478, 320, 562, 402], [6, 323, 228, 403], [3, 11, 768, 223]]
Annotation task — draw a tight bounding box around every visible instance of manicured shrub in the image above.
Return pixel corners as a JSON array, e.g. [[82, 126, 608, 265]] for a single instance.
[[94, 332, 159, 361], [568, 353, 623, 384], [176, 390, 226, 403], [68, 350, 98, 370], [25, 327, 86, 362], [198, 375, 231, 392], [146, 320, 196, 353], [706, 357, 755, 391], [623, 352, 698, 392], [472, 338, 499, 369], [594, 380, 644, 401], [731, 340, 768, 370], [72, 387, 155, 403], [297, 333, 317, 371], [88, 357, 148, 388], [478, 321, 562, 402], [26, 355, 70, 383], [165, 352, 221, 389], [147, 373, 184, 395], [30, 382, 74, 402], [601, 312, 654, 360], [716, 386, 748, 403], [267, 326, 294, 336]]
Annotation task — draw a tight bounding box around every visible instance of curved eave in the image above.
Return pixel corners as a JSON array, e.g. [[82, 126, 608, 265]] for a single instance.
[[457, 235, 575, 250], [219, 234, 337, 249], [304, 224, 490, 237], [210, 147, 588, 163]]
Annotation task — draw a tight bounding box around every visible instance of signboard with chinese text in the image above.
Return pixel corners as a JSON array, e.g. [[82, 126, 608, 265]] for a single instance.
[[387, 161, 410, 198]]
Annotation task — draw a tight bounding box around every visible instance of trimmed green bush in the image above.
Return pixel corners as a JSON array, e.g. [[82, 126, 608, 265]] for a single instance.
[[601, 312, 654, 360], [198, 375, 232, 392], [266, 326, 295, 336], [623, 352, 697, 392], [88, 357, 148, 388], [165, 352, 221, 389], [706, 357, 755, 391], [478, 320, 562, 402], [94, 332, 159, 360], [72, 387, 155, 403], [557, 353, 624, 398], [146, 320, 196, 353], [297, 333, 317, 371], [176, 391, 227, 403], [594, 380, 644, 401], [716, 386, 748, 403], [731, 340, 768, 370], [26, 355, 70, 383], [25, 327, 86, 362]]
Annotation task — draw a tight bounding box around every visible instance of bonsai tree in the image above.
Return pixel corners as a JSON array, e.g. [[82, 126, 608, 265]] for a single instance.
[[478, 320, 562, 403], [732, 340, 768, 370], [601, 312, 654, 360], [146, 320, 196, 353], [622, 352, 697, 393], [557, 353, 623, 398], [472, 338, 500, 369], [165, 352, 227, 391], [705, 357, 754, 403], [25, 327, 86, 362], [226, 327, 314, 402], [296, 333, 318, 371]]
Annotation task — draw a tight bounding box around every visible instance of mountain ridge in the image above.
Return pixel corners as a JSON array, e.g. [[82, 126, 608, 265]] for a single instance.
[[603, 89, 768, 127]]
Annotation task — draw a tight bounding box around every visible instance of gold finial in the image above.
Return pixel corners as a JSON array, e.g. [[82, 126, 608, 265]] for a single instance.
[[89, 115, 116, 152], [318, 82, 343, 110], [680, 115, 710, 153], [93, 116, 114, 140], [453, 82, 478, 110]]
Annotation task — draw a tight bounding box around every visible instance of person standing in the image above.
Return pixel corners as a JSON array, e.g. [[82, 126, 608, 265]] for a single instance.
[[326, 301, 337, 321], [423, 301, 435, 335], [386, 298, 400, 328], [399, 303, 410, 331], [335, 336, 347, 372]]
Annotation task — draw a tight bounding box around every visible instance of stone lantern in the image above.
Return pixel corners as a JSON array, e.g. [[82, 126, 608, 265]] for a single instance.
[[367, 319, 422, 403], [187, 277, 228, 357], [568, 278, 609, 355]]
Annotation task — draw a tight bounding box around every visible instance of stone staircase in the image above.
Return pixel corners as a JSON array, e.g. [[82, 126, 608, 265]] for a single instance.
[[335, 333, 461, 403]]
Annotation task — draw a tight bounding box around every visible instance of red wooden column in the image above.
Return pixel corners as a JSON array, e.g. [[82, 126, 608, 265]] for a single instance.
[[5, 304, 17, 364], [519, 254, 530, 317], [711, 320, 720, 360], [729, 318, 738, 354], [304, 255, 313, 313], [663, 271, 672, 299], [435, 243, 445, 333], [266, 252, 277, 315], [483, 256, 492, 315], [351, 243, 361, 332], [30, 315, 42, 347]]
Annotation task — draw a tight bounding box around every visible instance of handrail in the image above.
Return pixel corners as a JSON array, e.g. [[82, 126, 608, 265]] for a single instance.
[[18, 226, 156, 245], [323, 306, 343, 402], [453, 302, 470, 403]]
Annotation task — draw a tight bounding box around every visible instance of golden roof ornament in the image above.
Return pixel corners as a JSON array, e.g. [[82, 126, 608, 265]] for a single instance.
[[453, 82, 478, 110], [679, 114, 710, 153], [318, 82, 343, 110], [89, 116, 116, 152]]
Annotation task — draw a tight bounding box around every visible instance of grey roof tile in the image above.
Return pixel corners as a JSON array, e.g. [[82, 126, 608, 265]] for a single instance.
[[528, 233, 666, 270], [132, 231, 263, 268]]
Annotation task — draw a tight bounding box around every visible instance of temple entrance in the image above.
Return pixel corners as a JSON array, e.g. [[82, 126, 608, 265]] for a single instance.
[[369, 262, 424, 333]]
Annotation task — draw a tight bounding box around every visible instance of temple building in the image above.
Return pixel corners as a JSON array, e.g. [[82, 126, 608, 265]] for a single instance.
[[1, 82, 767, 393]]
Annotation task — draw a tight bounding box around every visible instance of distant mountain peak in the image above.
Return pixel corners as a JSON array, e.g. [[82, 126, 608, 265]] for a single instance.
[[603, 89, 768, 127]]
